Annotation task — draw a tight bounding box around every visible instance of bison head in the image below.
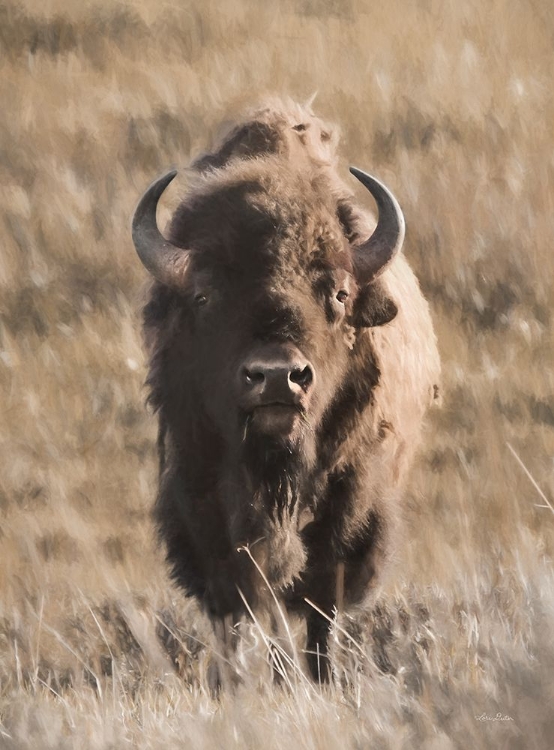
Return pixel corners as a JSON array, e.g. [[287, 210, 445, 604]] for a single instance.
[[134, 159, 404, 507]]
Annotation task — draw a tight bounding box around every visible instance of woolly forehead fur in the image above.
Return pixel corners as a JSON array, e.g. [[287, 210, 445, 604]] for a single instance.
[[170, 156, 355, 276], [239, 96, 341, 165], [196, 96, 342, 170]]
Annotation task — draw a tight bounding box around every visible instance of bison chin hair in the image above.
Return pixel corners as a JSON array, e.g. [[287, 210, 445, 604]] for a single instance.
[[240, 422, 316, 522]]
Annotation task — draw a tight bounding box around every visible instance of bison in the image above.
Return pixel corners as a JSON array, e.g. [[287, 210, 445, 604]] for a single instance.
[[132, 100, 440, 682]]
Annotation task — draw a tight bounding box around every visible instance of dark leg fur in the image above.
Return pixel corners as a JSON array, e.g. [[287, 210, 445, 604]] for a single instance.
[[293, 504, 392, 681], [306, 608, 332, 682]]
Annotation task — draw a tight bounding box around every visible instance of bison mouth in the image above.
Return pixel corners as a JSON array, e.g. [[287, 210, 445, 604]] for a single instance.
[[244, 402, 306, 439]]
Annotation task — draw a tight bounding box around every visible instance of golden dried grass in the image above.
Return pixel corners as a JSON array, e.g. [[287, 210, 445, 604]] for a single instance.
[[1, 0, 554, 747]]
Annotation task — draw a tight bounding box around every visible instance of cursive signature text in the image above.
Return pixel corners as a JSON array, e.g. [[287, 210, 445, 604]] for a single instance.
[[475, 713, 514, 722]]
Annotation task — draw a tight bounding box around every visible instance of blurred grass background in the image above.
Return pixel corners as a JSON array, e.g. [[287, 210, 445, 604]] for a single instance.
[[1, 0, 554, 747]]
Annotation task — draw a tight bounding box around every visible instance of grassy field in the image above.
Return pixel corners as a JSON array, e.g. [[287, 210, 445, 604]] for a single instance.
[[1, 0, 554, 747]]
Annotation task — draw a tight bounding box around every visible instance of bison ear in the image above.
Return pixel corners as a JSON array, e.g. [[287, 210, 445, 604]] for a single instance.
[[353, 279, 398, 328]]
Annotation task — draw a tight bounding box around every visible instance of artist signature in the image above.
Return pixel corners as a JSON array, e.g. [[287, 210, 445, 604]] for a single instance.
[[475, 713, 514, 722]]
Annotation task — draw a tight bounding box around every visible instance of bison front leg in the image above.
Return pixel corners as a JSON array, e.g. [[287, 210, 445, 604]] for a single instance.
[[302, 561, 346, 683], [300, 506, 396, 681], [305, 608, 332, 682], [207, 613, 241, 693]]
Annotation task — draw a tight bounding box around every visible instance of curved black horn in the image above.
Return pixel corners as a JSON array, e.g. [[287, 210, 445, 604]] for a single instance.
[[349, 167, 405, 284], [132, 170, 190, 286]]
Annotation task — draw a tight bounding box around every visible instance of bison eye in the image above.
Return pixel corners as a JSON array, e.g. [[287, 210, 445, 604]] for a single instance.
[[194, 293, 208, 307], [336, 290, 349, 304]]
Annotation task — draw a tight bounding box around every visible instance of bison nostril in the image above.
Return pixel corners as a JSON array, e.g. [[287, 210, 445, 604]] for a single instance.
[[244, 367, 265, 386], [289, 365, 313, 389]]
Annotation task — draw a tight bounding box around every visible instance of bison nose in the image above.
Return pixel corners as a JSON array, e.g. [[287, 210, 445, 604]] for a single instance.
[[241, 358, 314, 402]]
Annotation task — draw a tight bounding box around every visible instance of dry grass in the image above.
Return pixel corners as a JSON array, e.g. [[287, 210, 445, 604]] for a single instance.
[[1, 0, 554, 747]]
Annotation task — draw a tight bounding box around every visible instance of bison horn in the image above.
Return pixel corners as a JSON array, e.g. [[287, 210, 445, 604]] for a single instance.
[[132, 170, 190, 286], [349, 167, 405, 284]]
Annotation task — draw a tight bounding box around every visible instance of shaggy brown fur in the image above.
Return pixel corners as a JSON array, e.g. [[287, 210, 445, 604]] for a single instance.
[[192, 98, 340, 172], [141, 101, 440, 681]]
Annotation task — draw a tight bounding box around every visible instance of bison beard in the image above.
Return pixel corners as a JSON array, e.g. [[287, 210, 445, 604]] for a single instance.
[[132, 101, 440, 685], [241, 421, 309, 523]]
